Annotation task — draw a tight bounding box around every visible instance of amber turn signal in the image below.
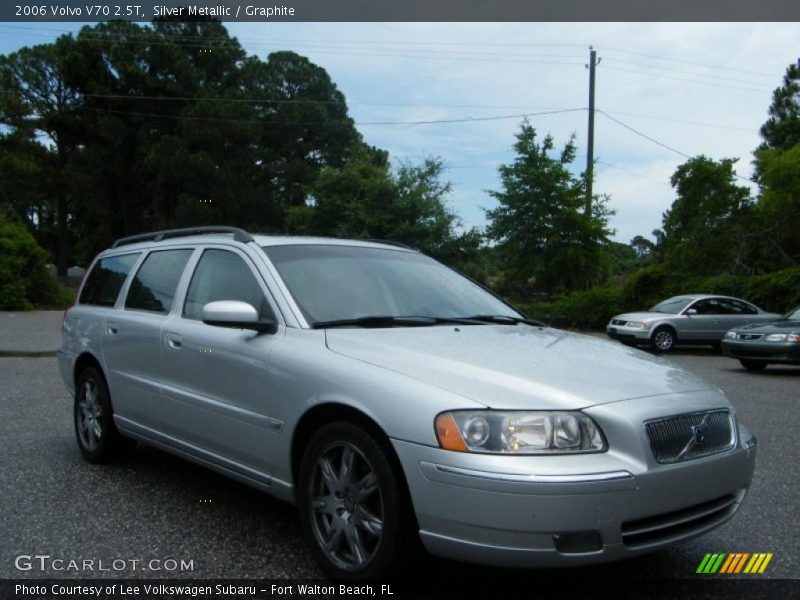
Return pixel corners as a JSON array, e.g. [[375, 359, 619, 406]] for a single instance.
[[435, 412, 468, 452]]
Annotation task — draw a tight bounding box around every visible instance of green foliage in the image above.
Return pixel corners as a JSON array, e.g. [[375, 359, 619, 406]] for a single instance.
[[486, 122, 613, 295], [0, 213, 68, 310], [522, 287, 623, 330], [290, 149, 481, 266], [654, 156, 752, 275], [760, 62, 800, 151]]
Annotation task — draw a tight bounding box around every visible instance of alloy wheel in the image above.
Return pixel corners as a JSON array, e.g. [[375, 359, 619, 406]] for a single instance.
[[77, 380, 103, 451], [308, 442, 384, 571], [654, 330, 674, 351]]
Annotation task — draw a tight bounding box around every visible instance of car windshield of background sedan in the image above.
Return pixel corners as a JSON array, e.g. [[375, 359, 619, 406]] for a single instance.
[[782, 306, 800, 321], [263, 244, 519, 325], [649, 296, 695, 314]]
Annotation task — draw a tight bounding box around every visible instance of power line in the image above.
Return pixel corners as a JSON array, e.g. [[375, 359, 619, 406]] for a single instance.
[[603, 57, 773, 89], [597, 159, 670, 185], [603, 65, 771, 95], [78, 105, 586, 127], [597, 111, 754, 182], [601, 109, 754, 133], [597, 110, 692, 158], [595, 45, 779, 78]]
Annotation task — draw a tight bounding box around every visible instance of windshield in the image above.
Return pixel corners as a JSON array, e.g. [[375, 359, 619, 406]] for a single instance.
[[263, 244, 519, 326], [649, 296, 696, 314], [783, 306, 800, 321]]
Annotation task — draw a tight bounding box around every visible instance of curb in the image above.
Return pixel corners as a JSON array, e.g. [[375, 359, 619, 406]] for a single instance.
[[0, 350, 57, 358]]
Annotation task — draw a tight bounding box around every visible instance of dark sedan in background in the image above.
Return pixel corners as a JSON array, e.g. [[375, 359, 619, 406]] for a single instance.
[[722, 306, 800, 370]]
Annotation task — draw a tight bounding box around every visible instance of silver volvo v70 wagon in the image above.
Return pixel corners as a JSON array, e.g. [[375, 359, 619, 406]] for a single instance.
[[59, 226, 757, 579]]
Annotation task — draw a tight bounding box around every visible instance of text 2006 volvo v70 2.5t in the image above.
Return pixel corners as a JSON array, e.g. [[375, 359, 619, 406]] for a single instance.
[[59, 226, 757, 579]]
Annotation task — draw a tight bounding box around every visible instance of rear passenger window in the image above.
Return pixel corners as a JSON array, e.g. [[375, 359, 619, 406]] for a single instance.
[[79, 253, 140, 307], [125, 250, 192, 314], [183, 249, 273, 321]]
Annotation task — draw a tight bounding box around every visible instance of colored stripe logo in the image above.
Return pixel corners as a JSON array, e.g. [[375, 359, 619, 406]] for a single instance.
[[697, 552, 773, 574]]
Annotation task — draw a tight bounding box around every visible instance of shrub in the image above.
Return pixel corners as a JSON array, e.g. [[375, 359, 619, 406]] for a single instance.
[[520, 286, 623, 330], [0, 214, 70, 310]]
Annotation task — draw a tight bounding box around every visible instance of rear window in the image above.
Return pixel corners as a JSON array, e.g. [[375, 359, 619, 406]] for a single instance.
[[79, 253, 140, 307], [125, 249, 193, 314]]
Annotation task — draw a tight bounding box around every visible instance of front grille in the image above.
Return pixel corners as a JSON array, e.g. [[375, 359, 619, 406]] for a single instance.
[[611, 319, 627, 326], [621, 493, 740, 549], [645, 410, 734, 464], [737, 333, 763, 341]]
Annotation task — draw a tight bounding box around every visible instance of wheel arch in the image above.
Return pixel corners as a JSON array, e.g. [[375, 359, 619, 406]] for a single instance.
[[290, 402, 413, 504], [651, 322, 678, 341], [73, 352, 106, 388]]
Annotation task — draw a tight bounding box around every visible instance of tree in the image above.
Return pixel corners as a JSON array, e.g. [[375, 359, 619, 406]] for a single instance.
[[0, 36, 84, 274], [753, 144, 800, 266], [290, 148, 479, 263], [655, 156, 752, 274], [630, 235, 655, 259], [760, 61, 800, 152], [486, 122, 613, 295]]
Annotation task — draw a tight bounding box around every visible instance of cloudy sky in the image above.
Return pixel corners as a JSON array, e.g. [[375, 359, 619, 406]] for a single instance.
[[2, 22, 798, 243]]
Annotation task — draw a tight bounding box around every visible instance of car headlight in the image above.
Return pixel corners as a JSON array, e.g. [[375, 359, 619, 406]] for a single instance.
[[764, 333, 800, 342], [625, 321, 649, 330], [435, 411, 606, 454], [725, 330, 737, 339]]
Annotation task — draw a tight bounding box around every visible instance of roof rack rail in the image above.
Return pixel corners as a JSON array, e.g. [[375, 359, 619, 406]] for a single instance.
[[362, 238, 417, 251], [111, 226, 254, 249]]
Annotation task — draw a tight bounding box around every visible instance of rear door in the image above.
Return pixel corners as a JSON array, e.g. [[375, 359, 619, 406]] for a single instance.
[[716, 298, 758, 333], [157, 246, 284, 475], [102, 247, 194, 430]]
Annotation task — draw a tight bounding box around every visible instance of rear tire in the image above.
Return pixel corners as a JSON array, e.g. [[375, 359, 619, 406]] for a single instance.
[[74, 367, 136, 463], [740, 360, 768, 371], [650, 326, 676, 353], [297, 422, 415, 580]]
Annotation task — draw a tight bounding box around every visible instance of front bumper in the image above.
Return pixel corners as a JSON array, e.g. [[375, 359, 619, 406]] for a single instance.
[[392, 413, 756, 568], [606, 325, 651, 344], [721, 339, 800, 364]]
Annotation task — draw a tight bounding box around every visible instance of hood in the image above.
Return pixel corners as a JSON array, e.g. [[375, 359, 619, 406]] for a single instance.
[[612, 311, 673, 322], [736, 319, 800, 333], [325, 325, 714, 410]]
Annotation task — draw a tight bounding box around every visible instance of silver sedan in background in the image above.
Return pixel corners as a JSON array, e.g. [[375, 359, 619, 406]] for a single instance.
[[607, 294, 781, 352]]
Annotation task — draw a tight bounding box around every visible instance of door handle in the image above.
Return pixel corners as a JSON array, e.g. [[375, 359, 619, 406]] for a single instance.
[[106, 321, 119, 335], [165, 332, 183, 349]]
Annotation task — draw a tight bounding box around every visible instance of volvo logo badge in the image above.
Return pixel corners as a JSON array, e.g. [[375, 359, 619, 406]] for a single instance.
[[677, 414, 712, 459], [692, 426, 706, 444]]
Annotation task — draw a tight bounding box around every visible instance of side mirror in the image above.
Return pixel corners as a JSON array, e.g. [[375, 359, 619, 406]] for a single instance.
[[685, 308, 698, 316], [202, 300, 277, 333]]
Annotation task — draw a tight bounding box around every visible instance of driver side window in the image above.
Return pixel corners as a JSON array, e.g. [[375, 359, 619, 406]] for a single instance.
[[183, 249, 274, 322]]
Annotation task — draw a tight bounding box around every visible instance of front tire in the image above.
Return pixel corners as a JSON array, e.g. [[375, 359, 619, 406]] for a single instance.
[[297, 422, 414, 580], [740, 359, 768, 371], [74, 367, 135, 463], [651, 326, 676, 353]]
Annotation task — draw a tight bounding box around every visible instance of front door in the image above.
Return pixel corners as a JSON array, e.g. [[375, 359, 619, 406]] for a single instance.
[[157, 247, 284, 475]]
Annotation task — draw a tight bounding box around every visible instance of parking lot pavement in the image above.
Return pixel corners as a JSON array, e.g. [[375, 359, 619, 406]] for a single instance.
[[0, 311, 62, 355], [0, 348, 797, 581]]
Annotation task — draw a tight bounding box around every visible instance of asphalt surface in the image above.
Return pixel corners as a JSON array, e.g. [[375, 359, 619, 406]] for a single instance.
[[0, 328, 797, 583], [0, 311, 62, 355]]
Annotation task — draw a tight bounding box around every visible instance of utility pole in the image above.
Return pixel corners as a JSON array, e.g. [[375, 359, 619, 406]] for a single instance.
[[585, 47, 600, 217]]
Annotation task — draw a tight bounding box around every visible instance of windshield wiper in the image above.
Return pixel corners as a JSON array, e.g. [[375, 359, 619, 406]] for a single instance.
[[312, 315, 486, 329], [461, 314, 545, 327]]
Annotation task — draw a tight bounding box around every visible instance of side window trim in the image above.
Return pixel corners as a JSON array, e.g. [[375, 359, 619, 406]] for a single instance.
[[113, 252, 147, 309], [122, 247, 195, 315], [177, 245, 283, 326], [77, 251, 143, 308]]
